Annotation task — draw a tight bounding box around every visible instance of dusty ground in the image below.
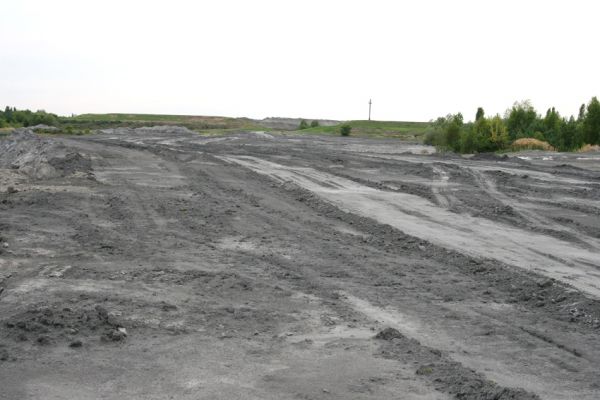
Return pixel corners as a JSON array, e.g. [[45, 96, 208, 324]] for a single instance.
[[1, 127, 600, 399]]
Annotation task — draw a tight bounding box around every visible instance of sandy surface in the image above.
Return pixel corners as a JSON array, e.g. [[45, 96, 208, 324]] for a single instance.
[[1, 128, 599, 399]]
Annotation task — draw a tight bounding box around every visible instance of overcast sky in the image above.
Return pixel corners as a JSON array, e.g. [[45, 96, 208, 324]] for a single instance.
[[1, 0, 599, 121]]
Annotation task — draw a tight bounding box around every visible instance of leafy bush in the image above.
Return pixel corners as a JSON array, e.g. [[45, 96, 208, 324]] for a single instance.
[[423, 129, 437, 146], [310, 120, 320, 128], [424, 114, 465, 152], [0, 106, 59, 127], [340, 124, 352, 136], [298, 120, 309, 130]]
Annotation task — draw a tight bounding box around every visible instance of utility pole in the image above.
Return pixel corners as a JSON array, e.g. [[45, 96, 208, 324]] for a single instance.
[[368, 99, 372, 121]]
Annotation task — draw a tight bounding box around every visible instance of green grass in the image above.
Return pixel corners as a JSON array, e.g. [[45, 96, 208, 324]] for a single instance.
[[300, 120, 431, 140], [61, 113, 267, 131], [52, 113, 432, 141]]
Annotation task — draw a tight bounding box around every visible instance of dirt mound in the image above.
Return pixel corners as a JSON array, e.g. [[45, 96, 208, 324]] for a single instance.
[[375, 327, 404, 340], [245, 131, 274, 139], [470, 152, 510, 161], [48, 152, 92, 176], [29, 124, 60, 132], [379, 334, 541, 400], [134, 125, 197, 135], [0, 129, 92, 178], [3, 303, 126, 350], [97, 125, 197, 137]]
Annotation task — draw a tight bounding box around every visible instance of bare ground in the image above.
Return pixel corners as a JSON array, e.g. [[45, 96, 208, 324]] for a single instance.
[[1, 127, 600, 399]]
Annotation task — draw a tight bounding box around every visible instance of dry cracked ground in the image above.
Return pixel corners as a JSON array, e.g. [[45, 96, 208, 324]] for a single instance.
[[1, 127, 600, 399]]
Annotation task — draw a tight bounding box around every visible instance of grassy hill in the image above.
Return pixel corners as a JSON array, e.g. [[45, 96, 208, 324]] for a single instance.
[[55, 113, 431, 141], [62, 113, 266, 131], [300, 120, 431, 140]]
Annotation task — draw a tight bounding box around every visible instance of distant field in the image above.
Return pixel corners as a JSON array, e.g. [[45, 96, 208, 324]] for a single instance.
[[54, 114, 431, 141], [63, 113, 266, 131], [301, 120, 431, 140]]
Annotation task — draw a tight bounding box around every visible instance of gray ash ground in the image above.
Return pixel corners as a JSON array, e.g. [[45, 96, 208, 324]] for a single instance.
[[1, 128, 600, 399]]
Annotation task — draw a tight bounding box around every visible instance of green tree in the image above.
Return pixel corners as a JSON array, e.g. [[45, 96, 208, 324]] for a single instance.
[[310, 120, 320, 128], [444, 113, 463, 151], [578, 103, 586, 121], [488, 115, 509, 150], [560, 116, 581, 151], [460, 127, 478, 153], [505, 100, 538, 139], [469, 114, 491, 151], [465, 114, 508, 153], [4, 106, 14, 123], [542, 107, 562, 148], [475, 107, 485, 121], [583, 97, 600, 145]]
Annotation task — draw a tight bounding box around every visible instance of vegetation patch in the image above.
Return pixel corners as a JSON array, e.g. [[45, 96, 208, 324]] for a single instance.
[[425, 97, 600, 153], [302, 120, 430, 139]]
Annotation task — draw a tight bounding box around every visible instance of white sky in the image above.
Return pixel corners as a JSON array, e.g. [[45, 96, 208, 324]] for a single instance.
[[1, 0, 599, 122]]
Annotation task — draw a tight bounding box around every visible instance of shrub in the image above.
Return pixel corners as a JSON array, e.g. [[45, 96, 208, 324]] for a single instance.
[[310, 120, 320, 128], [423, 129, 438, 146], [298, 120, 309, 130], [340, 124, 352, 136]]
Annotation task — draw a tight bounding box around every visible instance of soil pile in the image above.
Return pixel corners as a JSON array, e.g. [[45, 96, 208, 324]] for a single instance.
[[0, 129, 92, 178]]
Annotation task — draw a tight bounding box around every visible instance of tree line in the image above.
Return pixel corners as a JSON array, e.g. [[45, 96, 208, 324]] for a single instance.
[[424, 97, 600, 152], [0, 106, 59, 128]]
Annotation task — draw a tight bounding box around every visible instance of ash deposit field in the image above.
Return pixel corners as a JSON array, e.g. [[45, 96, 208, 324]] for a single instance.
[[1, 127, 600, 399]]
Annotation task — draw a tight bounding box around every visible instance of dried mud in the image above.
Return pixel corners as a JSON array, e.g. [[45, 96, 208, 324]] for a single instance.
[[1, 128, 599, 399]]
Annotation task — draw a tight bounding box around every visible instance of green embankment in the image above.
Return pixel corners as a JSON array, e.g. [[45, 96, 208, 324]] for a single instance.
[[62, 113, 267, 132], [300, 120, 430, 140]]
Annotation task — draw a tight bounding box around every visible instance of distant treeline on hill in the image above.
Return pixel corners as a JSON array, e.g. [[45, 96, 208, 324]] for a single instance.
[[425, 97, 600, 153], [0, 106, 59, 128]]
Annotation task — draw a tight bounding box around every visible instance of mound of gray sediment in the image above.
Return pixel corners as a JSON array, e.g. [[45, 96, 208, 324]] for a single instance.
[[29, 124, 60, 132], [0, 129, 92, 179], [470, 153, 510, 161], [134, 126, 197, 135], [375, 327, 404, 340], [3, 303, 126, 348]]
